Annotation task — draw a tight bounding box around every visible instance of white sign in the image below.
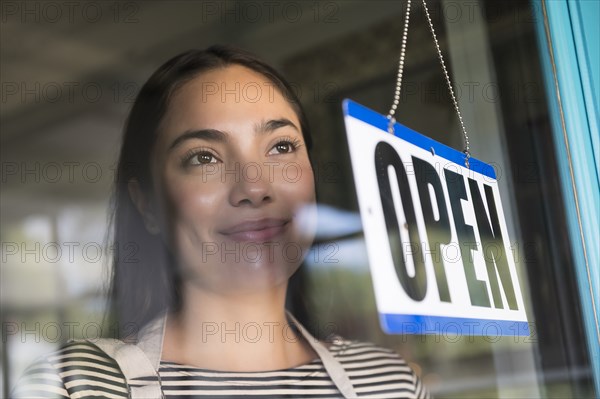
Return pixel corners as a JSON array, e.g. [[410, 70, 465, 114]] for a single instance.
[[343, 99, 529, 336]]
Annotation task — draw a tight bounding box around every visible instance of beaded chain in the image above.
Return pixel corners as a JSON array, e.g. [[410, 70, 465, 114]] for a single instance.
[[387, 0, 471, 167]]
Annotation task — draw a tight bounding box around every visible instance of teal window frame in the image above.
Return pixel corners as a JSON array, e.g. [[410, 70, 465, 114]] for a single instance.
[[534, 0, 600, 394]]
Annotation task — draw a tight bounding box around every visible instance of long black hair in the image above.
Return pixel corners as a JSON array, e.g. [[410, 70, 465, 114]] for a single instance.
[[105, 45, 314, 338]]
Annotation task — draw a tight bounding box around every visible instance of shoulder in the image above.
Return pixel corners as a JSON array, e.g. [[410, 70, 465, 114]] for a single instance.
[[11, 340, 128, 399], [325, 336, 430, 399]]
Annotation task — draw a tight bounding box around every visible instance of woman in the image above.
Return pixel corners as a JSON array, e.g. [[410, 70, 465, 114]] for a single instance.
[[12, 45, 429, 399]]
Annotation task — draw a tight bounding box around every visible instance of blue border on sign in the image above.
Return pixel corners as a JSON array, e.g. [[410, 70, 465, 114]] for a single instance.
[[343, 98, 497, 179], [380, 313, 530, 336]]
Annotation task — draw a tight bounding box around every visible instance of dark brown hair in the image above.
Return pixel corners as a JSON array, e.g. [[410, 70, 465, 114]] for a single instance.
[[105, 45, 313, 338]]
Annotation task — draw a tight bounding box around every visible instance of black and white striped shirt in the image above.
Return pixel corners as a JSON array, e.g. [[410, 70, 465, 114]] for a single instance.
[[12, 339, 429, 398]]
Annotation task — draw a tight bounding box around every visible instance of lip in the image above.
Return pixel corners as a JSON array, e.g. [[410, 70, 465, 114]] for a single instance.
[[219, 218, 290, 242]]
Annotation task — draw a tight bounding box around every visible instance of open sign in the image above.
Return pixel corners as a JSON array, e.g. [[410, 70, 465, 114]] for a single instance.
[[343, 99, 529, 336]]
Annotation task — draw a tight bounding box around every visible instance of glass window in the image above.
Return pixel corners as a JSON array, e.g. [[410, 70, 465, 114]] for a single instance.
[[2, 1, 596, 397], [283, 1, 595, 397]]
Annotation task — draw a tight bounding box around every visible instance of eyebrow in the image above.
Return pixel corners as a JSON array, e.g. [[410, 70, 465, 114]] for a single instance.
[[169, 129, 227, 151], [255, 118, 298, 134], [169, 118, 299, 151]]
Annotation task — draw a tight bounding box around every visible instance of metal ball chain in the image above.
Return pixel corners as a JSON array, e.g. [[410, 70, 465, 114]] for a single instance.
[[387, 0, 472, 168], [387, 0, 411, 135]]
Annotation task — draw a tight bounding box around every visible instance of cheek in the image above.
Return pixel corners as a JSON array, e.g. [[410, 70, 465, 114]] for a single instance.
[[160, 177, 224, 228], [280, 163, 317, 230], [290, 163, 315, 202]]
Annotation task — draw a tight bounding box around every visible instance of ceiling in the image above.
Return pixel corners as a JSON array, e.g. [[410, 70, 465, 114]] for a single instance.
[[0, 0, 407, 226]]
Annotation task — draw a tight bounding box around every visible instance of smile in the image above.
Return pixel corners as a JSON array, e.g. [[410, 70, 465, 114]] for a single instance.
[[220, 218, 290, 242]]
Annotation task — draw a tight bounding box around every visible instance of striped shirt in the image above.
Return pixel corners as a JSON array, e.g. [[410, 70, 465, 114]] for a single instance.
[[12, 339, 429, 398]]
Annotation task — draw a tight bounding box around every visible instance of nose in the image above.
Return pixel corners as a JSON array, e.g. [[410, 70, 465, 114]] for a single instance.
[[228, 161, 274, 207]]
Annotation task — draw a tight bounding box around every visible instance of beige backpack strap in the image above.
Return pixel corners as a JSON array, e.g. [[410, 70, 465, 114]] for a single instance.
[[286, 311, 358, 398], [91, 339, 163, 399], [88, 313, 168, 399], [88, 312, 356, 398]]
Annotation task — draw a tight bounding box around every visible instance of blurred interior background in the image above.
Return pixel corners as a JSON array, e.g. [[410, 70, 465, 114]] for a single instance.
[[1, 0, 596, 398]]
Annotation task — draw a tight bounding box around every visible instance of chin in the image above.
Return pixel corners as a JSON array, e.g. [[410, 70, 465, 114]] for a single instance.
[[179, 247, 302, 295]]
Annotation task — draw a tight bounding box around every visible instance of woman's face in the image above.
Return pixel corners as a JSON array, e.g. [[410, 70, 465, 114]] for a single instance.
[[148, 65, 316, 295]]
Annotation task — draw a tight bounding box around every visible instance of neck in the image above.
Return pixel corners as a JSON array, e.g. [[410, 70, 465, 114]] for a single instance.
[[160, 282, 317, 371]]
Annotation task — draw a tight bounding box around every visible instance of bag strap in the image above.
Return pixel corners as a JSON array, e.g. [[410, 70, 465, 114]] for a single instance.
[[91, 339, 163, 399], [87, 313, 167, 398], [286, 311, 358, 398], [88, 311, 356, 399]]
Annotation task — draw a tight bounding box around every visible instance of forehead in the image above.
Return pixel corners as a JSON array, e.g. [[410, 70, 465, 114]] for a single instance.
[[159, 65, 298, 135]]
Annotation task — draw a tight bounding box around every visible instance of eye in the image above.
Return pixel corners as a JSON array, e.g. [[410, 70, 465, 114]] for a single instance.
[[193, 152, 217, 165], [182, 149, 219, 167], [268, 138, 301, 155]]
